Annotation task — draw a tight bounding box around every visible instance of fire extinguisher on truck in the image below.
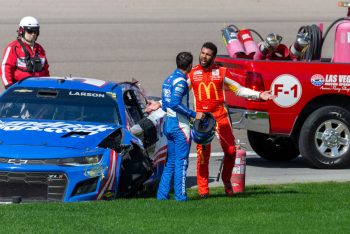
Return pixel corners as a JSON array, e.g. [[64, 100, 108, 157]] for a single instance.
[[222, 2, 350, 63]]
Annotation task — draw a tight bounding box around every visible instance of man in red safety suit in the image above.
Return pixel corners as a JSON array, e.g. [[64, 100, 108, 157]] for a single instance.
[[1, 16, 50, 89], [187, 42, 274, 197]]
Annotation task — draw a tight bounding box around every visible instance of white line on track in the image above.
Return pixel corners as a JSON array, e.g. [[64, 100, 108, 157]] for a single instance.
[[189, 151, 256, 158], [0, 202, 14, 205]]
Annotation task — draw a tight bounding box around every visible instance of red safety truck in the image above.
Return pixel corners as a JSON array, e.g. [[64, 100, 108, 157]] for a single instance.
[[216, 2, 350, 168]]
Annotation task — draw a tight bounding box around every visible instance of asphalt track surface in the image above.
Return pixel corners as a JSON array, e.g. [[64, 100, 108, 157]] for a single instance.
[[0, 0, 349, 188]]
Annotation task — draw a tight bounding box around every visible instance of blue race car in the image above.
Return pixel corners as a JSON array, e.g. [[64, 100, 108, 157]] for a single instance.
[[0, 77, 167, 202]]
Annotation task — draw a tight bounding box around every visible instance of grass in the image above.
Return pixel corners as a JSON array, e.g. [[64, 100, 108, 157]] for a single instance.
[[1, 182, 350, 234]]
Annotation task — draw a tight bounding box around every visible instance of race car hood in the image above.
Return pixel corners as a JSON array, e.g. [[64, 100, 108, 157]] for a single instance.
[[0, 120, 121, 150]]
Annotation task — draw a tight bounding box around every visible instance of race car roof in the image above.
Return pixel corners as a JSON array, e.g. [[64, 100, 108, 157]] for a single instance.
[[15, 77, 120, 92]]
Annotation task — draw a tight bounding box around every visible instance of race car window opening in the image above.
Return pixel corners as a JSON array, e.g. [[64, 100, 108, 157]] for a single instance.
[[132, 89, 148, 114], [37, 90, 58, 98], [0, 88, 121, 124], [123, 90, 144, 126]]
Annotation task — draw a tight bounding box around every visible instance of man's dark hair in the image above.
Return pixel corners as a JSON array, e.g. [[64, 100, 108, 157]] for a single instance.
[[202, 42, 217, 56], [176, 52, 193, 70]]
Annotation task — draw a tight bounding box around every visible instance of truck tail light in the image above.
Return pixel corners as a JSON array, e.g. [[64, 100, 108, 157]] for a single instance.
[[245, 71, 265, 92]]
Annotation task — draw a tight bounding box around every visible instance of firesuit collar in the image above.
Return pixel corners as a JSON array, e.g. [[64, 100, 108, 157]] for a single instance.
[[200, 63, 215, 72], [175, 68, 187, 76]]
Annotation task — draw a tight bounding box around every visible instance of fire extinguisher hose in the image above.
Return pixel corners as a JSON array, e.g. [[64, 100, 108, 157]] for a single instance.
[[298, 24, 322, 61], [224, 24, 264, 42], [247, 28, 264, 41], [300, 18, 350, 61]]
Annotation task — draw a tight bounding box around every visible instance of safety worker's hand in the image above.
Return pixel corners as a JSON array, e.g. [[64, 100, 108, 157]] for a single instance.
[[259, 90, 276, 100], [195, 112, 205, 120], [145, 100, 161, 113]]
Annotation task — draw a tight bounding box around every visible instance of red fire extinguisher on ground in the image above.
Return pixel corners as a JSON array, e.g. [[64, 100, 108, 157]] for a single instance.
[[231, 141, 246, 193], [216, 140, 246, 193]]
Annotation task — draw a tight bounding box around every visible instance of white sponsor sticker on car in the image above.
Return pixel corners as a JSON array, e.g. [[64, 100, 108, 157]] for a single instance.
[[0, 121, 114, 135]]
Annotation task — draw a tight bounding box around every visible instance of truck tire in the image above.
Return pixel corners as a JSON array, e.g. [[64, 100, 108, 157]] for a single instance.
[[247, 131, 299, 161], [299, 106, 350, 169]]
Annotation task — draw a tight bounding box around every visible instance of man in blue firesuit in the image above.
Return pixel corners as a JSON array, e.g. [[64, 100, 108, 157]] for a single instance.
[[157, 52, 204, 201]]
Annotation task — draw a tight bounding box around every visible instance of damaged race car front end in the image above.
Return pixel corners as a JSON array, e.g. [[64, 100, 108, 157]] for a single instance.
[[0, 77, 166, 203]]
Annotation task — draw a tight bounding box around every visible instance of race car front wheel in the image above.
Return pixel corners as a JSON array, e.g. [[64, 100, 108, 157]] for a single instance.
[[299, 106, 350, 169]]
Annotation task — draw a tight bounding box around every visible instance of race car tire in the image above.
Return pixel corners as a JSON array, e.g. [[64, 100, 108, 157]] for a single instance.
[[247, 131, 300, 161], [299, 106, 350, 169]]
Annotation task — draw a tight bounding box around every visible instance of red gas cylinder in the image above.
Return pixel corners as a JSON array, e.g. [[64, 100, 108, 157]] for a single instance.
[[222, 25, 245, 58], [238, 29, 259, 56], [231, 146, 246, 193]]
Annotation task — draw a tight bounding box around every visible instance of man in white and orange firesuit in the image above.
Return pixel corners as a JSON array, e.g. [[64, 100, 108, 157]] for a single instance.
[[1, 16, 50, 89]]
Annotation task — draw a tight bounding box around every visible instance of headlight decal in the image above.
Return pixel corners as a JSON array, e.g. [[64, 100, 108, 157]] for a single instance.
[[83, 164, 108, 178]]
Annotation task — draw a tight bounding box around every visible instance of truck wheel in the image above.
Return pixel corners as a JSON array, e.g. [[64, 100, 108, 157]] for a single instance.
[[247, 131, 299, 161], [299, 106, 350, 169]]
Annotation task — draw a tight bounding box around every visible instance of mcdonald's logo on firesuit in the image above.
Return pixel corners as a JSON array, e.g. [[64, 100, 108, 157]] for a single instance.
[[198, 82, 219, 101]]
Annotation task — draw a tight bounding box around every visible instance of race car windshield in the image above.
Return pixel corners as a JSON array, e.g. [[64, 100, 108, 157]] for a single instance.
[[0, 88, 121, 124]]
